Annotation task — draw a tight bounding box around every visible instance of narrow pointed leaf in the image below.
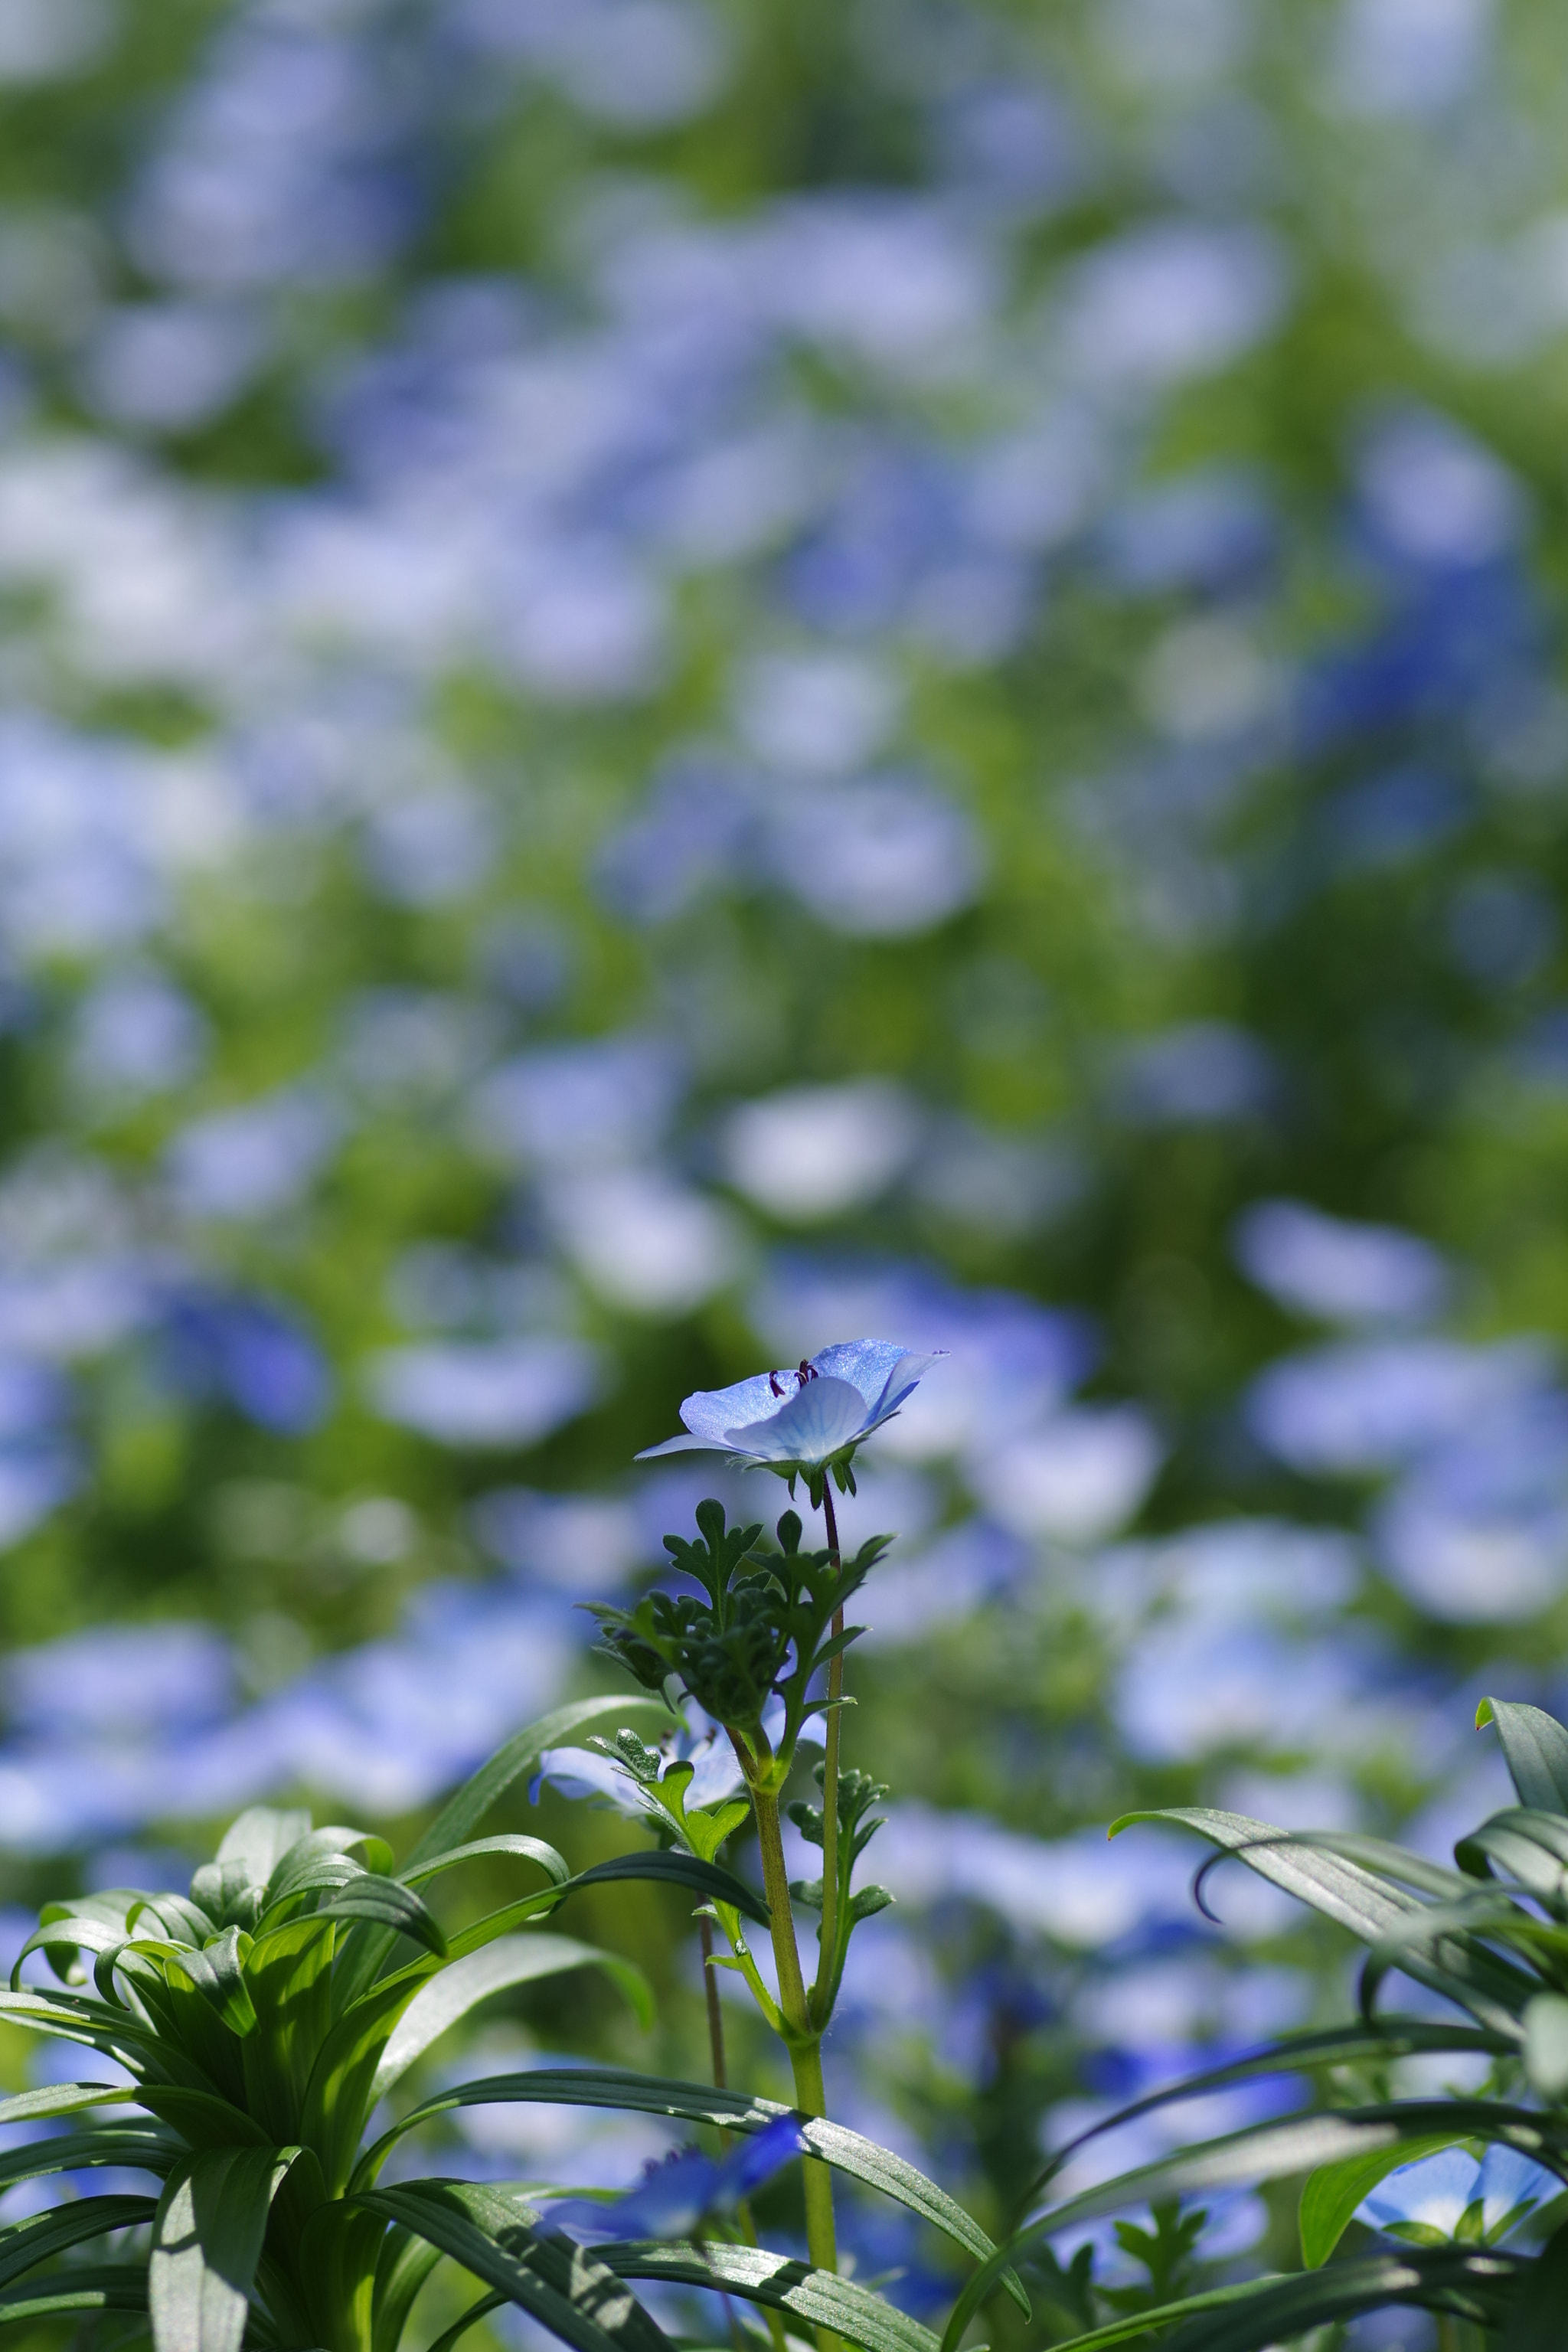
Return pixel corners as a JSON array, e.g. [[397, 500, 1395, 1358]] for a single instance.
[[371, 2226, 445, 2352], [564, 1851, 769, 1926], [940, 2102, 1563, 2352], [0, 2197, 156, 2286], [405, 1697, 675, 1872], [370, 1937, 655, 2104], [215, 1808, 312, 1890], [1021, 2018, 1508, 2213], [0, 2266, 151, 2324], [149, 2147, 299, 2352], [355, 2182, 675, 2352], [603, 2239, 941, 2352], [1109, 1808, 1423, 1942], [399, 1834, 570, 1892], [0, 2124, 181, 2197], [1156, 2244, 1521, 2351], [354, 2063, 1026, 2306], [0, 2082, 136, 2127]]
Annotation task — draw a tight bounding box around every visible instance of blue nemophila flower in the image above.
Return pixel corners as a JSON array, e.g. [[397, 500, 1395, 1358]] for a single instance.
[[635, 1339, 943, 1491], [1358, 2143, 1555, 2246], [545, 2115, 808, 2241]]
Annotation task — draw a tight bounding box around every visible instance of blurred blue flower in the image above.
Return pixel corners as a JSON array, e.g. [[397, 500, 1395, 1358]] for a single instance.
[[634, 1339, 942, 1475], [1233, 1198, 1451, 1327], [162, 1292, 332, 1433], [1360, 2143, 1553, 2246], [545, 2115, 808, 2241], [366, 1337, 605, 1451]]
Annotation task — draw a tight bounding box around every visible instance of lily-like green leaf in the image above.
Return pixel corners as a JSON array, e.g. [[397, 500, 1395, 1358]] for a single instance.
[[215, 1808, 313, 1891], [1110, 1807, 1537, 2032], [404, 1696, 675, 1873], [353, 2062, 1024, 2308], [149, 2147, 300, 2352], [305, 1878, 447, 1955], [0, 2124, 181, 2198], [1015, 2278, 1286, 2350], [398, 1834, 570, 1893], [0, 2267, 151, 2324], [1298, 2135, 1460, 2267], [1020, 2018, 1508, 2216], [334, 1697, 675, 2007], [939, 2101, 1565, 2352], [603, 2239, 941, 2352], [369, 1936, 655, 2105], [0, 2081, 136, 2127], [1478, 1700, 1568, 1817], [165, 1926, 259, 2036], [1154, 2243, 1521, 2350], [356, 2181, 675, 2352], [0, 2196, 157, 2286], [1109, 1808, 1424, 1942], [564, 1850, 769, 1926], [371, 2224, 445, 2352]]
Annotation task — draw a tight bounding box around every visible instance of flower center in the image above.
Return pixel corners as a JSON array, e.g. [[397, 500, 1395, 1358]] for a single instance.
[[768, 1359, 819, 1398]]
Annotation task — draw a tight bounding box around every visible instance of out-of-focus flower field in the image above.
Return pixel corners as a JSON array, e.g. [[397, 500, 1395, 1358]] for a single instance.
[[1, 0, 1566, 2333]]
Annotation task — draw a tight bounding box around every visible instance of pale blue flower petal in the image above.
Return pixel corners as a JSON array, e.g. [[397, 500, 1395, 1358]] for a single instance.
[[812, 1338, 920, 1409], [726, 1374, 870, 1462], [1361, 2146, 1477, 2236], [678, 1368, 789, 1442], [632, 1430, 719, 1459]]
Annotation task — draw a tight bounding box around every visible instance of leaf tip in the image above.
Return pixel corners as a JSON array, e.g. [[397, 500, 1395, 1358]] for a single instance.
[[1475, 1697, 1496, 1730]]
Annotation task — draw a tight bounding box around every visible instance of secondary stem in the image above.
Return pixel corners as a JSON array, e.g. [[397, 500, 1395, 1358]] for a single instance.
[[699, 1916, 729, 2096], [812, 1484, 844, 2026]]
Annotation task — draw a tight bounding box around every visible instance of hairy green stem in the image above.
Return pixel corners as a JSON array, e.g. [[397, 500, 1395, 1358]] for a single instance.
[[812, 1485, 844, 2029], [751, 1782, 839, 2313]]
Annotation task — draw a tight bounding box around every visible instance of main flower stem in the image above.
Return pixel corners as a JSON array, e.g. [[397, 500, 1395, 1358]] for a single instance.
[[752, 1783, 838, 2301], [704, 1918, 789, 2352], [812, 1484, 844, 2025]]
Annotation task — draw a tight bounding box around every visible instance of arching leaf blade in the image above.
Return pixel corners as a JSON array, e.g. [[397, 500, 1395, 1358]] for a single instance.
[[354, 2182, 675, 2352], [1298, 2135, 1460, 2268], [405, 1697, 675, 1873], [352, 2063, 1025, 2308], [603, 2239, 941, 2352], [398, 1834, 570, 1893], [564, 1850, 769, 1927], [1478, 1700, 1568, 1816], [0, 2197, 157, 2288], [369, 1938, 655, 2105]]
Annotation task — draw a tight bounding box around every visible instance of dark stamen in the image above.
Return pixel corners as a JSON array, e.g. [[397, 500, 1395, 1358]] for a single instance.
[[769, 1372, 786, 1398], [796, 1359, 817, 1388]]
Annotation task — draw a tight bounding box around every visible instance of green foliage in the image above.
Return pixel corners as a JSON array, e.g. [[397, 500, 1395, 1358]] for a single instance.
[[587, 1500, 890, 1782], [0, 1702, 1016, 2352], [942, 1695, 1568, 2348]]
